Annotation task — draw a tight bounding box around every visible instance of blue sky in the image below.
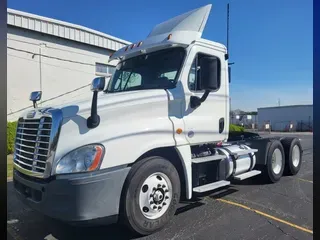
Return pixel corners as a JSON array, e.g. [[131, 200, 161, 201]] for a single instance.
[[8, 0, 313, 111]]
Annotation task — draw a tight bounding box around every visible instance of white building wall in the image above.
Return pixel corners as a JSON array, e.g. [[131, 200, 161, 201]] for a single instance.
[[257, 105, 313, 131], [7, 27, 117, 121], [7, 9, 131, 122]]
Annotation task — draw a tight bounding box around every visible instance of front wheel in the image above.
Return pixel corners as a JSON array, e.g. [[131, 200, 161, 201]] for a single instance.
[[120, 156, 181, 236]]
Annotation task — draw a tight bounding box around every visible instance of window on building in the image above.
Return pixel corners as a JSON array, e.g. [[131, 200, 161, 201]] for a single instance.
[[95, 63, 116, 76], [188, 53, 221, 91]]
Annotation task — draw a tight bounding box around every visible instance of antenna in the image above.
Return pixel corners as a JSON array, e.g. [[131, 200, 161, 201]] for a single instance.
[[227, 3, 230, 52], [227, 3, 234, 66]]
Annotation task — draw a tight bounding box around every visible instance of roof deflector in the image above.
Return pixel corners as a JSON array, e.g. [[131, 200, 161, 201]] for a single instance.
[[109, 4, 212, 62], [147, 4, 212, 40]]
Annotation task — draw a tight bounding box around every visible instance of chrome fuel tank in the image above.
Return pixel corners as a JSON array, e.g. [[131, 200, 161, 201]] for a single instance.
[[217, 144, 256, 179]]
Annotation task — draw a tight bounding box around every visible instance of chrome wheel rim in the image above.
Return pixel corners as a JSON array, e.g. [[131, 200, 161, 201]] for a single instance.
[[292, 145, 300, 167], [139, 172, 172, 220], [271, 148, 282, 175]]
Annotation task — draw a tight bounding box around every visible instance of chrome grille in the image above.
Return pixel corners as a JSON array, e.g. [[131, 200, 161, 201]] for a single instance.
[[14, 117, 52, 174]]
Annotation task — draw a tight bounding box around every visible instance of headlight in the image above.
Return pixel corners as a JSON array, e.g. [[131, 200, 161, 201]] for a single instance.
[[55, 144, 104, 174]]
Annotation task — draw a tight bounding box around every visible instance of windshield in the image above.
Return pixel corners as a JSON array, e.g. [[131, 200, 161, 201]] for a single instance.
[[105, 47, 185, 93]]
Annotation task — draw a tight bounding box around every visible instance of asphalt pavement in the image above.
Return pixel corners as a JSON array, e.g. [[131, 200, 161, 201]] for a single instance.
[[7, 133, 313, 240]]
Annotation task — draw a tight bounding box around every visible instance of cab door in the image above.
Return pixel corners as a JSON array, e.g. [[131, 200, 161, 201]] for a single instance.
[[180, 44, 229, 145]]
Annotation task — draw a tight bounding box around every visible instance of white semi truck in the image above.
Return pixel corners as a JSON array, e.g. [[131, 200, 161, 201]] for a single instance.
[[13, 4, 302, 236]]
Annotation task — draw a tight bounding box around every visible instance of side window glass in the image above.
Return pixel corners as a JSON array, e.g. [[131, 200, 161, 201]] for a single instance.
[[160, 71, 177, 81], [188, 58, 197, 91]]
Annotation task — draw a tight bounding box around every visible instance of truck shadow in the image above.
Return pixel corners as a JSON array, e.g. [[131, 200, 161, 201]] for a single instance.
[[7, 180, 209, 240], [41, 201, 208, 240], [230, 175, 269, 186]]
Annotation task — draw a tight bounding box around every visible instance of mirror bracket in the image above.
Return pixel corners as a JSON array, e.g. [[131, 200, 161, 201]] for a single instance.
[[29, 91, 42, 109], [87, 77, 105, 129], [190, 90, 211, 109]]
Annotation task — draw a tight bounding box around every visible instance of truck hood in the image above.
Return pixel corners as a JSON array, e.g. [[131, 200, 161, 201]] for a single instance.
[[51, 89, 175, 169], [25, 90, 165, 121], [50, 91, 154, 120]]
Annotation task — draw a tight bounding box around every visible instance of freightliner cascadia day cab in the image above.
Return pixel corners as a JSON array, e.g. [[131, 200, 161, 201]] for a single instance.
[[13, 5, 303, 235]]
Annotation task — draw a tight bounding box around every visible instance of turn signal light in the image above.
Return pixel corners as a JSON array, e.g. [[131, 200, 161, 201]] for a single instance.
[[176, 128, 183, 134], [88, 145, 104, 171]]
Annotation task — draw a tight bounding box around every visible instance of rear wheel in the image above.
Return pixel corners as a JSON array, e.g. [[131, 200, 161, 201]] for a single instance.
[[264, 140, 285, 183], [120, 156, 180, 236], [281, 138, 302, 175]]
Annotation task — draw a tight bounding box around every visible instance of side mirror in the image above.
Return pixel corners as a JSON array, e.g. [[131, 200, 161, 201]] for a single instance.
[[87, 77, 106, 129], [190, 56, 220, 109], [90, 77, 106, 92], [199, 56, 220, 91], [29, 91, 42, 108]]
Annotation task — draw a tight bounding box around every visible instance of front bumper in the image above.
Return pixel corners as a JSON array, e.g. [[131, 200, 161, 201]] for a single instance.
[[13, 166, 131, 224]]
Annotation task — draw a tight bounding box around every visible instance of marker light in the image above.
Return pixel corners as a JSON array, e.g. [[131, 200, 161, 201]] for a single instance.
[[176, 128, 183, 134], [137, 41, 143, 47], [167, 34, 172, 40], [130, 44, 135, 49]]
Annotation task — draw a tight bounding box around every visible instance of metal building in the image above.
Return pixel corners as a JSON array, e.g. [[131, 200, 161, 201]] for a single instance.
[[7, 8, 131, 121], [257, 105, 313, 132]]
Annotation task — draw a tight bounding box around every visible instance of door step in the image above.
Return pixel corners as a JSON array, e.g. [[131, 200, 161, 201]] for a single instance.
[[193, 180, 230, 193], [233, 170, 261, 181], [192, 154, 226, 164]]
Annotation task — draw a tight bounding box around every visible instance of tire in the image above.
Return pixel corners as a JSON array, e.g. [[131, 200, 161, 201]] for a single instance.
[[120, 156, 181, 236], [264, 140, 285, 183], [281, 138, 302, 175]]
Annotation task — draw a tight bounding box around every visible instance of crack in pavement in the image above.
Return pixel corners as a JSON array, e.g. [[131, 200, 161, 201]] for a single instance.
[[266, 219, 298, 240]]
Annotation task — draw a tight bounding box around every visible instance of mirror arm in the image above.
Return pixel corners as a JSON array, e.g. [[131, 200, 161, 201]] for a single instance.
[[190, 90, 211, 109], [200, 89, 211, 102], [87, 91, 100, 129]]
